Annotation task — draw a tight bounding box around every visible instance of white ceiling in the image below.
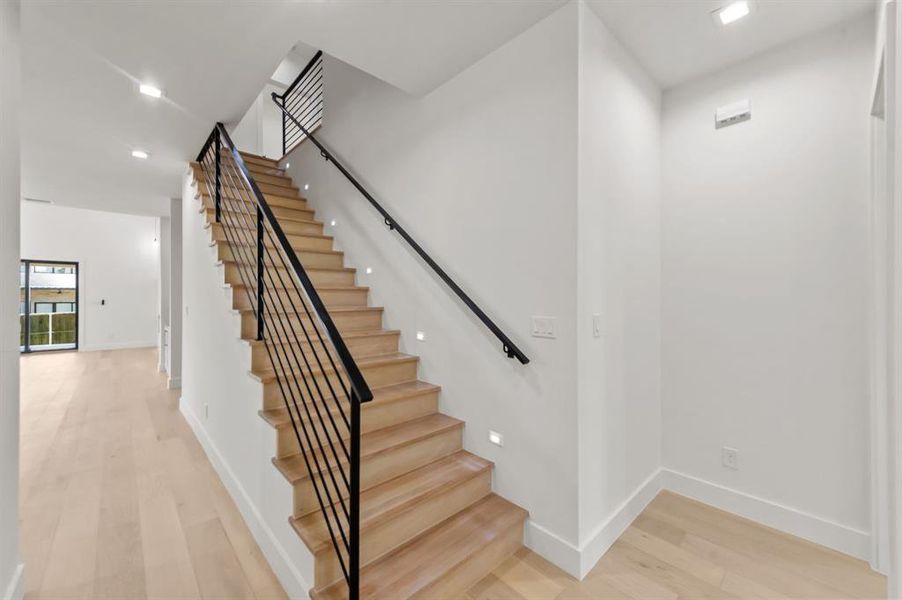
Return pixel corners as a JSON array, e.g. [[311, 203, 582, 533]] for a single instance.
[[21, 1, 565, 217], [587, 0, 875, 90]]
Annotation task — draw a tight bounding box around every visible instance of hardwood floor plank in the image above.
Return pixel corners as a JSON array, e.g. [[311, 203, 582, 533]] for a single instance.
[[20, 349, 284, 600]]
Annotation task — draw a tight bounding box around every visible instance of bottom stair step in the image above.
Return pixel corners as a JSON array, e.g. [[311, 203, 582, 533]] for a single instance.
[[312, 494, 527, 600]]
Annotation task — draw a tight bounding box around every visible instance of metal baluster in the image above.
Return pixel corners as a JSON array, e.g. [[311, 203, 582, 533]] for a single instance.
[[256, 205, 265, 341], [214, 130, 222, 223], [349, 391, 361, 600]]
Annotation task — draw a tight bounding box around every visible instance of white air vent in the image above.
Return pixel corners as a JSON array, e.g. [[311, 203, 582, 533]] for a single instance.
[[715, 99, 751, 129]]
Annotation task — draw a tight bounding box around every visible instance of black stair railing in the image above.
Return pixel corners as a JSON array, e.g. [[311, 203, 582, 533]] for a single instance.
[[272, 54, 530, 365], [196, 123, 370, 599], [275, 50, 324, 156]]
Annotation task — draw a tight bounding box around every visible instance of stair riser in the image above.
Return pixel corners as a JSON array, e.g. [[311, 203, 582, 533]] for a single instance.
[[262, 359, 418, 410], [249, 171, 294, 186], [240, 310, 383, 339], [235, 287, 368, 314], [237, 154, 279, 169], [210, 223, 333, 251], [313, 470, 492, 589], [202, 190, 315, 221], [206, 209, 323, 236], [251, 331, 399, 371], [412, 520, 525, 599], [219, 245, 344, 270], [276, 391, 438, 461], [223, 263, 355, 288], [292, 425, 464, 518]]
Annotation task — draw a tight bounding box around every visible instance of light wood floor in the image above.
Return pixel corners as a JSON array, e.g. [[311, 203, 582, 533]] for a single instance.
[[20, 349, 886, 600]]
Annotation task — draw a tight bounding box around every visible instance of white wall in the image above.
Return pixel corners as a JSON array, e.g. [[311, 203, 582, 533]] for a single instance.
[[159, 215, 170, 371], [179, 171, 312, 598], [575, 1, 662, 577], [285, 0, 582, 563], [661, 16, 874, 558], [231, 83, 288, 160], [20, 203, 160, 352], [0, 1, 23, 599]]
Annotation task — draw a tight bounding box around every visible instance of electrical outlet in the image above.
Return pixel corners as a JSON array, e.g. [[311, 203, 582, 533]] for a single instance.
[[592, 313, 603, 338], [531, 316, 556, 339], [721, 446, 739, 470]]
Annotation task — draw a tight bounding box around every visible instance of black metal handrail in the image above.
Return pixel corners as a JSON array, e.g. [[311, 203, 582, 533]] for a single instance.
[[275, 50, 323, 156], [271, 86, 530, 365], [196, 123, 369, 599]]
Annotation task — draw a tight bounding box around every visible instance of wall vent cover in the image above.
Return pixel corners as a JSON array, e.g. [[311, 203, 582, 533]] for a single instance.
[[715, 99, 751, 129]]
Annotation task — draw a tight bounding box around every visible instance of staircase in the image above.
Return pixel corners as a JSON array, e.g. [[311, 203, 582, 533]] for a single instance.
[[189, 148, 527, 599]]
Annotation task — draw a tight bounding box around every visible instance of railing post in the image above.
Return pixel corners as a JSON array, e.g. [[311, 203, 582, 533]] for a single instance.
[[349, 392, 361, 600], [214, 130, 222, 223], [256, 205, 265, 341]]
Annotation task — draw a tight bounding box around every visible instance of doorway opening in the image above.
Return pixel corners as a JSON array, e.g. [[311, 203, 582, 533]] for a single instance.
[[19, 259, 79, 352]]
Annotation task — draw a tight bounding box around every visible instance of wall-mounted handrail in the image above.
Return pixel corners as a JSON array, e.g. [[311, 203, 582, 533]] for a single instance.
[[271, 92, 530, 365]]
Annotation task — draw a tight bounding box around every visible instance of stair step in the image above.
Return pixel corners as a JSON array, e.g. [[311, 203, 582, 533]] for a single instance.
[[295, 451, 493, 588], [204, 207, 323, 237], [192, 164, 299, 197], [260, 379, 439, 460], [218, 244, 345, 272], [239, 305, 383, 338], [235, 285, 368, 314], [275, 414, 464, 517], [313, 494, 527, 600], [249, 328, 398, 370], [208, 222, 333, 252], [221, 260, 356, 288], [255, 351, 416, 389], [198, 188, 313, 216], [238, 151, 280, 167], [260, 352, 419, 410]]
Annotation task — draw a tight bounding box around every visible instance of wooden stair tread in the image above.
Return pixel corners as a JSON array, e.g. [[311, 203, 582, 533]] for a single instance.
[[248, 327, 393, 349], [314, 494, 527, 600], [204, 207, 320, 227], [251, 352, 416, 383], [220, 260, 354, 274], [259, 379, 440, 428], [209, 222, 332, 241], [291, 450, 492, 553], [273, 413, 463, 484]]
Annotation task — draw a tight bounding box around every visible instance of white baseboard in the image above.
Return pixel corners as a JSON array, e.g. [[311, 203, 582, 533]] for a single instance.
[[3, 563, 24, 600], [167, 376, 181, 389], [524, 468, 663, 580], [79, 341, 157, 352], [662, 468, 871, 561], [179, 398, 310, 599]]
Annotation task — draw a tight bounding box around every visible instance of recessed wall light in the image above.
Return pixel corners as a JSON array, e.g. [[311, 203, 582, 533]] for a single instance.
[[365, 267, 373, 275], [139, 83, 163, 98], [304, 184, 310, 191], [131, 150, 149, 159], [714, 1, 750, 25], [330, 219, 336, 227], [416, 331, 426, 341]]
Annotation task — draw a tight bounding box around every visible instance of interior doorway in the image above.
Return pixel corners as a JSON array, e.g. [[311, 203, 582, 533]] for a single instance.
[[19, 259, 79, 352]]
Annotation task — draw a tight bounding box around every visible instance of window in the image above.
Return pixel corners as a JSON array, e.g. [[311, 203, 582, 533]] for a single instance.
[[56, 303, 75, 313], [33, 302, 54, 314], [32, 265, 74, 274]]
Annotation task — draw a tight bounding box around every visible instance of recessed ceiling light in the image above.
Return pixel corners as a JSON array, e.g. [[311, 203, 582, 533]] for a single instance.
[[131, 150, 149, 159], [714, 1, 750, 25], [139, 83, 163, 98]]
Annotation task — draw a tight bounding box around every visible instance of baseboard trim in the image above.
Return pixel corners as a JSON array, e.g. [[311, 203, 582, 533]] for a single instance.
[[662, 468, 871, 561], [524, 468, 663, 579], [167, 376, 181, 389], [578, 468, 663, 578], [3, 563, 24, 600], [179, 397, 310, 599]]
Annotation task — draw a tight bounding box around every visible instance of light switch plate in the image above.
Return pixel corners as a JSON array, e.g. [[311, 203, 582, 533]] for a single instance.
[[531, 316, 556, 339], [592, 314, 602, 338]]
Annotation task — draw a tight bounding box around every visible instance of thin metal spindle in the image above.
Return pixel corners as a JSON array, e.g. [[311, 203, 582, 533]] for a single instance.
[[349, 392, 361, 600], [256, 205, 265, 341], [214, 130, 222, 223]]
